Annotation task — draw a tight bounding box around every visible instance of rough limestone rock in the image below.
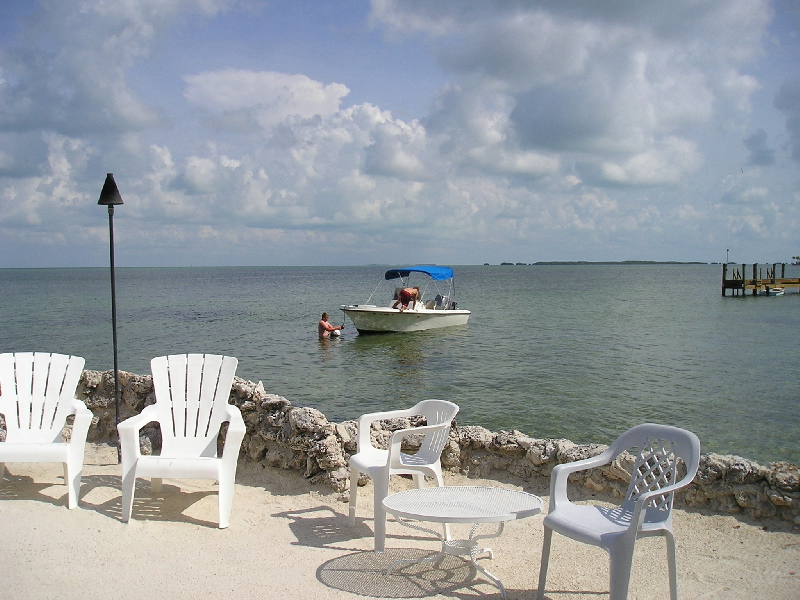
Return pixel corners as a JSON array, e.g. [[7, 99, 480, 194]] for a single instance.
[[13, 368, 796, 525]]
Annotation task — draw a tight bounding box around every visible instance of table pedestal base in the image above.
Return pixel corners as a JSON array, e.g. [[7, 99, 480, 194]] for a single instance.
[[386, 518, 508, 599]]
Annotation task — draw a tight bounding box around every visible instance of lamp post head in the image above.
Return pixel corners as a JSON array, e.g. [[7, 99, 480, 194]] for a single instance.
[[98, 173, 124, 206]]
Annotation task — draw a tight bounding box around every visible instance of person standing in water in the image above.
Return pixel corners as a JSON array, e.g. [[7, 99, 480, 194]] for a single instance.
[[318, 312, 344, 339]]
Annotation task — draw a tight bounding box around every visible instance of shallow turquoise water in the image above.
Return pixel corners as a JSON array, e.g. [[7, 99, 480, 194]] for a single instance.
[[2, 264, 798, 465]]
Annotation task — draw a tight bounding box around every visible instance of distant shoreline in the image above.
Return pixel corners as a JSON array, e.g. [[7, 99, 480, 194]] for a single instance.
[[492, 260, 710, 266]]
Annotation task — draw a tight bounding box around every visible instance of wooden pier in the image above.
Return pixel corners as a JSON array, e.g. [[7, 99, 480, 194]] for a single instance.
[[722, 263, 800, 296]]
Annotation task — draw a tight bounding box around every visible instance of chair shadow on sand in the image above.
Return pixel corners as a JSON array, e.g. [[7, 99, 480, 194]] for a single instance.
[[272, 505, 373, 550], [0, 469, 221, 528], [0, 471, 75, 508], [272, 505, 473, 597], [83, 474, 223, 527]]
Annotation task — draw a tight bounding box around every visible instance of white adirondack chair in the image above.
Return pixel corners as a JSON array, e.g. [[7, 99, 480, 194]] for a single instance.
[[117, 354, 245, 528], [0, 352, 91, 509], [348, 399, 459, 551]]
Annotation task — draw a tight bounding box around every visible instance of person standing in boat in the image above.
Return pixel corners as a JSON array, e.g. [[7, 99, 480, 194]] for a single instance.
[[392, 286, 419, 312], [318, 312, 344, 339]]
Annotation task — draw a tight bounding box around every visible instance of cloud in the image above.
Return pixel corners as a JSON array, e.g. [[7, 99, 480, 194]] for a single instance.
[[466, 147, 560, 176], [0, 133, 91, 228], [743, 129, 776, 166], [378, 0, 767, 176], [599, 137, 704, 186], [183, 70, 350, 129], [0, 0, 195, 136], [774, 79, 800, 162], [363, 118, 434, 180]]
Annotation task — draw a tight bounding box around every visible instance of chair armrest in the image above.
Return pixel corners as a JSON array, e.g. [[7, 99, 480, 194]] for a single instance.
[[69, 398, 92, 414], [639, 476, 695, 503], [355, 407, 417, 451], [548, 447, 616, 512], [117, 405, 160, 458], [387, 423, 449, 464], [69, 399, 94, 442], [616, 466, 698, 533], [221, 403, 246, 461], [630, 472, 697, 521], [117, 404, 160, 432], [221, 403, 246, 433]]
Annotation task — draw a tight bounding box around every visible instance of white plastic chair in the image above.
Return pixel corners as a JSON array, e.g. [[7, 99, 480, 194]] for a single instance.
[[117, 354, 245, 528], [537, 423, 701, 600], [348, 399, 459, 551], [0, 352, 91, 509]]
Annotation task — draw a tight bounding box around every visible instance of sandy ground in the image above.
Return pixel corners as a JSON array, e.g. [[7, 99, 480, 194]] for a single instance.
[[1, 444, 798, 600]]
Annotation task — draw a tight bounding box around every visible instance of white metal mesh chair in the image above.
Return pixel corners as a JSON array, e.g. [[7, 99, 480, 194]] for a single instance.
[[537, 423, 701, 600], [348, 399, 459, 551], [0, 352, 91, 509], [117, 354, 245, 528]]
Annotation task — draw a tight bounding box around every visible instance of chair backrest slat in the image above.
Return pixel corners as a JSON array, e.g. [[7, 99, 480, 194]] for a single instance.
[[150, 355, 173, 435], [168, 354, 188, 437], [184, 353, 204, 437], [40, 352, 71, 430], [209, 354, 238, 436], [195, 353, 223, 437], [11, 352, 35, 428]]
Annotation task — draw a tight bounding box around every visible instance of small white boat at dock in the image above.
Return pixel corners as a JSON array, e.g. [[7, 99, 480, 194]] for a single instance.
[[762, 286, 785, 296], [341, 265, 471, 334]]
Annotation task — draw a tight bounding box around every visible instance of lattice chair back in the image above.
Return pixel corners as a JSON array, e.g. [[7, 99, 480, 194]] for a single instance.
[[611, 423, 700, 519], [626, 436, 679, 513], [0, 352, 86, 443], [150, 353, 239, 458]]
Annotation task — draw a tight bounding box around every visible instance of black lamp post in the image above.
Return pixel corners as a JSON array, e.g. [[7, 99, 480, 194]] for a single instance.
[[98, 173, 123, 461]]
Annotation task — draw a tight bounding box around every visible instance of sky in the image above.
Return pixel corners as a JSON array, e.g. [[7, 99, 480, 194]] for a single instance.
[[0, 0, 798, 268]]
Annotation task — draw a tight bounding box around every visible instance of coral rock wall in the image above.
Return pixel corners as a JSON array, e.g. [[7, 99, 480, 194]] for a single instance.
[[64, 370, 799, 525]]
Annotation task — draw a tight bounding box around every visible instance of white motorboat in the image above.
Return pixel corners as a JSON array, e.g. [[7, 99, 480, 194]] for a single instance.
[[762, 286, 785, 296], [341, 265, 471, 334]]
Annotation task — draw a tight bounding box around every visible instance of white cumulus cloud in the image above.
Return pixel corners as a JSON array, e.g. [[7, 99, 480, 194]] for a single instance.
[[183, 70, 350, 128]]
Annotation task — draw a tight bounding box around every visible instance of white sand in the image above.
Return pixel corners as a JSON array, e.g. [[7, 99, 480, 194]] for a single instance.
[[1, 444, 798, 600]]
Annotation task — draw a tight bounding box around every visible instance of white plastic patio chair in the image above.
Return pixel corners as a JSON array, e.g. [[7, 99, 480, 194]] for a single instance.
[[117, 354, 245, 528], [0, 352, 91, 509], [348, 399, 459, 551], [537, 423, 701, 600]]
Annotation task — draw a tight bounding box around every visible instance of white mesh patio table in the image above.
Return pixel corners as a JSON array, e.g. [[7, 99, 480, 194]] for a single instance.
[[382, 486, 542, 599]]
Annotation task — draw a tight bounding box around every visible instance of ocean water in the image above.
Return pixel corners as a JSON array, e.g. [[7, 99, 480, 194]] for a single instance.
[[2, 264, 799, 466]]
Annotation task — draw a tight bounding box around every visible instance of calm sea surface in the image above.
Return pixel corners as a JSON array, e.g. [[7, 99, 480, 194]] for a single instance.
[[2, 264, 798, 465]]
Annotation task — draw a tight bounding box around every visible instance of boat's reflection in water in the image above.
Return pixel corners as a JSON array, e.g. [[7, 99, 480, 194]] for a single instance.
[[340, 327, 468, 408]]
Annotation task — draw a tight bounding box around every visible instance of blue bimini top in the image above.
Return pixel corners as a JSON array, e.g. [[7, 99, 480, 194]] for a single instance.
[[384, 266, 454, 281]]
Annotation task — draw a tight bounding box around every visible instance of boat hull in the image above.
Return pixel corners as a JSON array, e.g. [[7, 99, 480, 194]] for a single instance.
[[341, 305, 471, 333]]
